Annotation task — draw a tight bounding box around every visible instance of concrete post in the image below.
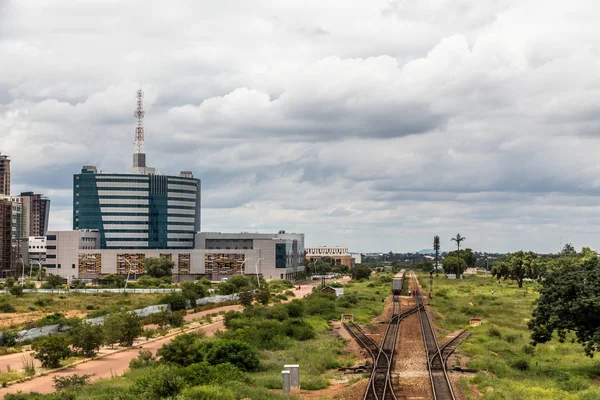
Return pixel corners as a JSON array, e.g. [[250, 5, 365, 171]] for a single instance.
[[282, 370, 291, 393], [283, 364, 300, 389]]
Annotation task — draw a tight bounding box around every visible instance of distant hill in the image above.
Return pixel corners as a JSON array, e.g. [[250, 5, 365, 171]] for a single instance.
[[416, 249, 436, 254]]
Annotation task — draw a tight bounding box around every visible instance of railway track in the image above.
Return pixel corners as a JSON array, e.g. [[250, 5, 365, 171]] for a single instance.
[[412, 271, 457, 400], [344, 321, 381, 361], [363, 299, 400, 400], [441, 329, 470, 365]]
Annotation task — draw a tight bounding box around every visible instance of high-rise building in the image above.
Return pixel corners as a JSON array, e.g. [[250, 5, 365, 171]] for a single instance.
[[73, 167, 201, 249], [0, 153, 10, 196], [73, 89, 201, 250], [0, 196, 12, 276], [18, 192, 51, 237]]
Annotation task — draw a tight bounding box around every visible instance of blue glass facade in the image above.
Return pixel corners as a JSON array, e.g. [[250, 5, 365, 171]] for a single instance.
[[73, 167, 200, 249]]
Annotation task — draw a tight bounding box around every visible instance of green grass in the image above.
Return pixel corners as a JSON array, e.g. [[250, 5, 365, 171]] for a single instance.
[[421, 273, 600, 399]]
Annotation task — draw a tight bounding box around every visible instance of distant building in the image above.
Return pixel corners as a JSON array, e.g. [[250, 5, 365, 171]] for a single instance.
[[305, 246, 352, 268], [46, 230, 305, 281], [0, 196, 11, 275], [0, 153, 9, 196], [17, 192, 51, 237], [73, 166, 200, 250], [351, 254, 362, 265], [28, 236, 46, 266]]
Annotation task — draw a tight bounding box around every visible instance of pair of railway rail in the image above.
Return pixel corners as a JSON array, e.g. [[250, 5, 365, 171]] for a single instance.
[[344, 270, 463, 400], [411, 271, 459, 400]]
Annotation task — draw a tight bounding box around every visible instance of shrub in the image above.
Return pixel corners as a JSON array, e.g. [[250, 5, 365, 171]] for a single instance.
[[505, 333, 520, 343], [255, 289, 270, 305], [177, 385, 236, 400], [132, 364, 185, 399], [0, 301, 16, 313], [34, 297, 54, 307], [129, 350, 156, 369], [511, 358, 530, 371], [33, 334, 72, 368], [522, 344, 536, 355], [206, 339, 259, 371], [53, 374, 91, 390], [160, 293, 188, 311], [0, 330, 20, 346], [488, 327, 502, 338], [9, 286, 24, 297], [285, 300, 305, 318], [284, 319, 316, 341], [156, 334, 203, 366], [36, 313, 66, 327]]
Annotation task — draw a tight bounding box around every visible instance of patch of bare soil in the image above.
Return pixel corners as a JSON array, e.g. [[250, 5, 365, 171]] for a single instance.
[[331, 321, 368, 364], [297, 377, 368, 399], [0, 310, 87, 329]]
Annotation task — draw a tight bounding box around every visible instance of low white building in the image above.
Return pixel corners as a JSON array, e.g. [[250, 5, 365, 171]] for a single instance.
[[45, 230, 305, 281], [27, 236, 46, 265]]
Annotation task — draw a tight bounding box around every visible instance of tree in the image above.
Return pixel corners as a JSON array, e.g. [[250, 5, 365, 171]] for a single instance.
[[451, 233, 467, 278], [69, 321, 105, 357], [491, 251, 544, 288], [33, 334, 72, 368], [351, 265, 372, 280], [156, 333, 203, 366], [103, 311, 143, 347], [132, 364, 186, 400], [238, 291, 254, 308], [433, 236, 440, 271], [560, 243, 577, 256], [255, 288, 270, 305], [206, 339, 260, 371], [144, 257, 175, 278], [529, 256, 600, 357], [180, 281, 208, 307], [161, 293, 188, 311], [45, 274, 65, 289], [103, 273, 125, 288], [442, 255, 467, 276]]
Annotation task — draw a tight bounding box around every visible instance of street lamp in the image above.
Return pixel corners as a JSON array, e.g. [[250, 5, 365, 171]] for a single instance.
[[30, 259, 43, 280], [20, 256, 25, 287], [254, 258, 263, 288], [117, 257, 135, 291], [239, 258, 251, 275]]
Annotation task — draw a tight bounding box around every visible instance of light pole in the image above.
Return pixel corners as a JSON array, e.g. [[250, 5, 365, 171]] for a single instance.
[[254, 258, 263, 288], [239, 258, 251, 276], [30, 259, 43, 280], [117, 258, 135, 291], [20, 256, 25, 287]]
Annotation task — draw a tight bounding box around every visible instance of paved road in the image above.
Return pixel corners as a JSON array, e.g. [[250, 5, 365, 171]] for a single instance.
[[0, 279, 324, 397]]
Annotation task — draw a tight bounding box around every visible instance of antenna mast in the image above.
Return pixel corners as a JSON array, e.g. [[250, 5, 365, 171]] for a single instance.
[[134, 88, 145, 154]]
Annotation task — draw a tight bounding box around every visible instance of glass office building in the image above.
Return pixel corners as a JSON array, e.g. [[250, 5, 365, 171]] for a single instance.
[[73, 166, 200, 249]]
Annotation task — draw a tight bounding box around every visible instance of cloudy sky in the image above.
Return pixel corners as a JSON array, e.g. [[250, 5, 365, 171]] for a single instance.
[[1, 0, 599, 253]]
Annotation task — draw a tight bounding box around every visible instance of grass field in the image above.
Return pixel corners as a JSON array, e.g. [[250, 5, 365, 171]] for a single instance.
[[420, 272, 600, 399]]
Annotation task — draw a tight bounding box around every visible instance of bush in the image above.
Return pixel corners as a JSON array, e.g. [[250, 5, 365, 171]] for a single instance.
[[0, 330, 20, 347], [206, 339, 259, 371], [34, 297, 54, 307], [487, 327, 502, 338], [156, 334, 203, 366], [132, 364, 186, 399], [160, 293, 188, 311], [511, 358, 530, 371], [255, 289, 270, 305], [53, 374, 91, 390], [285, 300, 304, 318], [33, 334, 72, 368], [129, 350, 156, 369], [283, 319, 315, 341], [9, 285, 24, 297], [0, 301, 16, 313]]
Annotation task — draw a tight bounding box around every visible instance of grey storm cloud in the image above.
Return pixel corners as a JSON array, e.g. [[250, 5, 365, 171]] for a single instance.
[[2, 0, 600, 253]]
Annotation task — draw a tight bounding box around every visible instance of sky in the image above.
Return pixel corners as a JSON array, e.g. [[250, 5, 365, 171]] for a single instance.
[[1, 0, 600, 253]]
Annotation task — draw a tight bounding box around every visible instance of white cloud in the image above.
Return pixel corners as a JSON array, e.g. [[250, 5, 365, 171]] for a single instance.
[[1, 0, 600, 253]]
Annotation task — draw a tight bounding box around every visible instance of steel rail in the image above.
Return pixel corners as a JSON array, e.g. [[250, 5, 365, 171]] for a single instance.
[[412, 271, 456, 400]]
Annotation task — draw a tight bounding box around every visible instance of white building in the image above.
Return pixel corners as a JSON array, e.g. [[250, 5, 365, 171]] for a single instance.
[[28, 236, 46, 265], [46, 230, 305, 281]]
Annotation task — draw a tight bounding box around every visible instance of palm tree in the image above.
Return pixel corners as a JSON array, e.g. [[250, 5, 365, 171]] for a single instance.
[[433, 236, 440, 272], [451, 233, 466, 278]]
